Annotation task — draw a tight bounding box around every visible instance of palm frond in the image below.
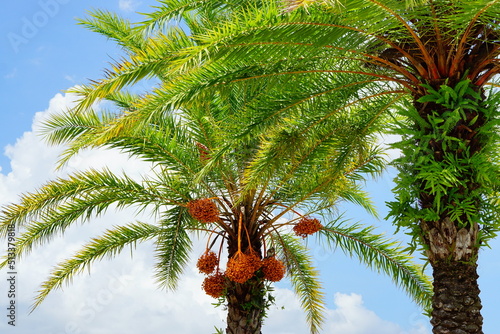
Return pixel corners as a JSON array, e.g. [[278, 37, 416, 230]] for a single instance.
[[318, 218, 433, 312], [0, 169, 174, 253], [32, 222, 160, 311], [78, 9, 145, 53], [138, 0, 258, 36], [39, 107, 116, 146], [154, 206, 194, 290], [272, 233, 325, 334]]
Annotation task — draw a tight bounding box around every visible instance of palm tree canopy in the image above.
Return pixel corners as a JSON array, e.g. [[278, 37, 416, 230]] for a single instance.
[[108, 1, 500, 332], [0, 89, 432, 331], [93, 0, 500, 247], [0, 3, 436, 332]]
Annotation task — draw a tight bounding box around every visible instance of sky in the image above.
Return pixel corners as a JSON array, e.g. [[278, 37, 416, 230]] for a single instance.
[[0, 1, 499, 334]]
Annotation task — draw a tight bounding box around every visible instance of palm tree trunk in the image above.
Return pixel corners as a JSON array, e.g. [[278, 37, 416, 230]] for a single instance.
[[419, 205, 484, 333], [430, 260, 483, 333], [225, 215, 265, 334], [411, 84, 488, 333], [421, 218, 483, 333], [225, 279, 264, 334]]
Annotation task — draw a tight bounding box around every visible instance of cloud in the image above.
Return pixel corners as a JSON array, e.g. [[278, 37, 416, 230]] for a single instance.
[[0, 92, 151, 201], [0, 92, 430, 334], [3, 68, 18, 79], [262, 289, 429, 334], [378, 132, 402, 162], [119, 0, 140, 12], [325, 293, 429, 334], [0, 93, 72, 203], [64, 75, 76, 82]]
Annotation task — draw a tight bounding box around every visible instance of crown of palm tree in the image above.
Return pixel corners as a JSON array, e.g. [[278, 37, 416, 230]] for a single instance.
[[0, 89, 431, 332], [0, 3, 437, 333], [96, 1, 500, 332]]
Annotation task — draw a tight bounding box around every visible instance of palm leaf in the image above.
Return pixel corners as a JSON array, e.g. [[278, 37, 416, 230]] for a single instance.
[[272, 233, 325, 334], [319, 218, 433, 312], [32, 222, 160, 310], [78, 9, 145, 53], [0, 169, 176, 253], [154, 206, 194, 290]]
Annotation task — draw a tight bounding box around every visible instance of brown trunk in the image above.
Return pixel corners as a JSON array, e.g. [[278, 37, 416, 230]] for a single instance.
[[421, 218, 483, 333], [430, 261, 483, 334], [225, 278, 264, 334]]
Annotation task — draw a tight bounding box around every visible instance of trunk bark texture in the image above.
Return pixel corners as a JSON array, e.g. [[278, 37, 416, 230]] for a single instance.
[[421, 218, 483, 333], [225, 279, 264, 334], [431, 260, 483, 334]]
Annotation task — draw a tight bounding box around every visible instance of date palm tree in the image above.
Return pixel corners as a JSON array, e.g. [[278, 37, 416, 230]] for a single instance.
[[0, 88, 431, 333], [100, 0, 500, 332]]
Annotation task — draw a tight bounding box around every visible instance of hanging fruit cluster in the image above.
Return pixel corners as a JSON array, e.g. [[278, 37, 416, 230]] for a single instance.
[[293, 217, 323, 238], [261, 256, 286, 282], [197, 248, 287, 298], [189, 198, 299, 298], [196, 250, 218, 274], [187, 198, 220, 223], [202, 271, 226, 298], [226, 250, 262, 284]]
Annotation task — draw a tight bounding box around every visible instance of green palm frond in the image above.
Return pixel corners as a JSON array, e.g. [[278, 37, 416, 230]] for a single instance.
[[39, 107, 116, 146], [318, 219, 433, 312], [67, 22, 199, 114], [154, 206, 193, 290], [139, 0, 215, 33], [103, 91, 140, 110], [39, 104, 205, 175], [78, 9, 145, 53], [273, 233, 325, 334], [153, 0, 500, 105], [138, 0, 259, 36], [0, 169, 175, 249], [68, 62, 158, 114], [32, 222, 160, 310]]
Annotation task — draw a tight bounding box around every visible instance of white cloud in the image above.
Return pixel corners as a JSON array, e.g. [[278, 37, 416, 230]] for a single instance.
[[119, 0, 140, 12], [0, 92, 430, 334], [0, 93, 71, 203], [263, 289, 430, 334], [378, 132, 402, 162], [325, 293, 429, 334], [64, 75, 76, 83], [0, 92, 153, 199], [3, 68, 17, 79]]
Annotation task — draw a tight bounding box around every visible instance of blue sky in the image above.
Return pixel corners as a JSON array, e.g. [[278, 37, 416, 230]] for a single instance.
[[0, 1, 499, 333]]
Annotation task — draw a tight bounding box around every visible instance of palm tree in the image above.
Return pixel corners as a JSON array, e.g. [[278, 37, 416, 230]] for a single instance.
[[0, 87, 431, 334], [98, 1, 500, 332]]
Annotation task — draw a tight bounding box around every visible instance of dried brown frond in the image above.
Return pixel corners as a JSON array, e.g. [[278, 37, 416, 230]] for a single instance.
[[196, 142, 210, 161]]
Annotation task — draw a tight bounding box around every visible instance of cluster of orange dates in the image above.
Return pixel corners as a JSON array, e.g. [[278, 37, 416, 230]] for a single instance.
[[187, 198, 220, 223], [293, 217, 323, 238], [188, 199, 321, 298], [196, 249, 286, 298], [226, 250, 263, 283]]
